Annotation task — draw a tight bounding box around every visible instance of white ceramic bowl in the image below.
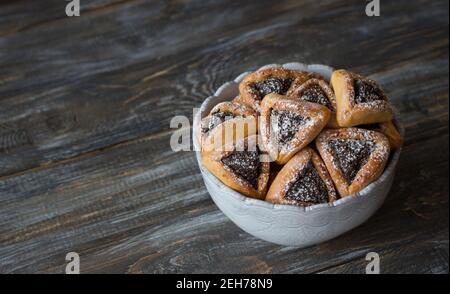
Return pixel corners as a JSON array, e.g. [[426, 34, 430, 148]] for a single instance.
[[193, 63, 402, 247]]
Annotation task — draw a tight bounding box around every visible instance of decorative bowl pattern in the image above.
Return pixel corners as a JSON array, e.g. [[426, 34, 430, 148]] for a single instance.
[[193, 63, 401, 247]]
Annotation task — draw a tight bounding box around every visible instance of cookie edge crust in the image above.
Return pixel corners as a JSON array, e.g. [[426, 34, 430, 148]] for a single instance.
[[315, 128, 391, 196], [265, 147, 338, 206], [331, 69, 393, 127]]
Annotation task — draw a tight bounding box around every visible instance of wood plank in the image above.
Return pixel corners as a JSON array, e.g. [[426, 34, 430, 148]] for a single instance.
[[0, 0, 131, 37], [0, 129, 447, 273], [317, 232, 449, 274], [0, 0, 448, 274], [0, 0, 448, 177]]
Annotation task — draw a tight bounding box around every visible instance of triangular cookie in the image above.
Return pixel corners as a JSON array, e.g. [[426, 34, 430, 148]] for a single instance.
[[200, 101, 258, 153], [331, 69, 393, 127], [287, 78, 339, 128], [239, 67, 323, 112], [316, 128, 390, 196], [260, 93, 331, 164], [202, 134, 270, 199], [266, 147, 337, 206]]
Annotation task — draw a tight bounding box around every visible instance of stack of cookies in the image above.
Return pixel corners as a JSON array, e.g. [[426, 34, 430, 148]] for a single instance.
[[200, 67, 402, 207]]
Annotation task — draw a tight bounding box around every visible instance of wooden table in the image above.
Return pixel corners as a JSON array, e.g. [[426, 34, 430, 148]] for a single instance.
[[0, 0, 448, 274]]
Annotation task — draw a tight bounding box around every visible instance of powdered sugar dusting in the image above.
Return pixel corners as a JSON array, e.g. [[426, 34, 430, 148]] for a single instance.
[[261, 99, 328, 159], [222, 147, 260, 188], [201, 66, 395, 206], [284, 161, 329, 205], [354, 79, 384, 104], [300, 84, 333, 109], [250, 77, 293, 100], [271, 109, 310, 145], [318, 128, 391, 186], [328, 139, 375, 183], [201, 111, 238, 134]]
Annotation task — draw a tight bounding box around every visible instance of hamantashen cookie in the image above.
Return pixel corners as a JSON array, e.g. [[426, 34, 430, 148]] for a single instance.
[[315, 128, 390, 197], [260, 93, 331, 164], [239, 67, 321, 112], [331, 69, 393, 127], [266, 147, 338, 207], [200, 101, 258, 152], [202, 134, 270, 199], [360, 120, 403, 149], [287, 78, 339, 128]]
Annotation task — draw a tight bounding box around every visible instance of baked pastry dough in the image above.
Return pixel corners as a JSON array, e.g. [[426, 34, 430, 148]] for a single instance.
[[200, 66, 398, 206], [260, 93, 330, 164], [361, 121, 403, 149], [239, 67, 321, 112], [232, 95, 250, 107], [266, 147, 337, 206], [331, 69, 393, 127], [316, 128, 390, 197], [287, 78, 339, 128], [202, 134, 270, 199], [200, 101, 257, 152]]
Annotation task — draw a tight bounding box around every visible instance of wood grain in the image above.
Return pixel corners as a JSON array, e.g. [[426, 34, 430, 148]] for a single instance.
[[317, 233, 449, 274], [0, 0, 447, 176], [0, 129, 447, 274], [0, 0, 448, 273]]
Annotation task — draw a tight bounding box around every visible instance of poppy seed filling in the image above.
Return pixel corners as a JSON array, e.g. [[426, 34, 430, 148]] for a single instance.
[[354, 80, 384, 104], [300, 84, 333, 109], [271, 109, 310, 144], [202, 111, 235, 134], [285, 161, 328, 204], [328, 139, 375, 183], [250, 77, 293, 99], [221, 148, 261, 188]]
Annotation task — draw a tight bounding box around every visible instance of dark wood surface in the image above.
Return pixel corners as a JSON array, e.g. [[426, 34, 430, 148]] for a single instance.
[[0, 0, 448, 274]]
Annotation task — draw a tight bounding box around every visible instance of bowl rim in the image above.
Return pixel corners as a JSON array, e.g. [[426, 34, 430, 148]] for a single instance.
[[193, 62, 403, 213]]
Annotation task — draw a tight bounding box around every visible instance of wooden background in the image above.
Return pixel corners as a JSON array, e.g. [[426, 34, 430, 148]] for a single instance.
[[0, 0, 448, 274]]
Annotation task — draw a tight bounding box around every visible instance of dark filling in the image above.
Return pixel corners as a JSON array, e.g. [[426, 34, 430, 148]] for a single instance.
[[221, 148, 261, 188], [300, 84, 333, 109], [328, 139, 375, 183], [354, 80, 384, 104], [285, 161, 329, 205], [250, 77, 293, 100], [201, 111, 234, 133], [359, 123, 381, 130], [271, 109, 310, 144]]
